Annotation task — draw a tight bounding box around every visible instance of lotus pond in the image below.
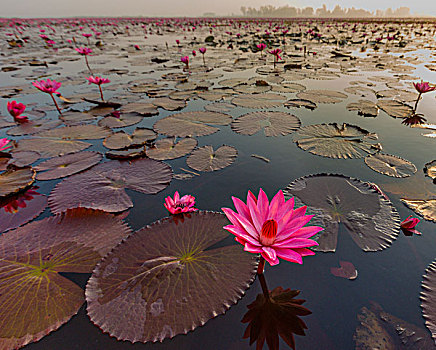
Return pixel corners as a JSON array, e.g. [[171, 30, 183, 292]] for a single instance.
[[0, 17, 436, 350]]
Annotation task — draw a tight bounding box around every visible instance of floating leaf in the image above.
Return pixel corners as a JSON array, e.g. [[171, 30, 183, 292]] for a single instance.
[[377, 99, 413, 118], [0, 208, 130, 350], [293, 123, 382, 159], [271, 82, 306, 93], [232, 93, 286, 109], [86, 211, 257, 343], [154, 111, 232, 137], [36, 125, 111, 140], [365, 153, 416, 178], [15, 138, 91, 158], [35, 151, 102, 180], [49, 159, 172, 213], [106, 147, 147, 160], [0, 167, 35, 198], [421, 261, 436, 345], [401, 199, 436, 222], [347, 100, 379, 117], [330, 261, 358, 280], [296, 90, 347, 104], [0, 187, 46, 233], [424, 160, 436, 182], [231, 111, 301, 137], [204, 102, 236, 113], [6, 120, 62, 136], [187, 145, 237, 172], [120, 102, 159, 116], [284, 99, 317, 110], [7, 151, 40, 167], [284, 174, 400, 252], [103, 128, 157, 150], [98, 113, 143, 129], [152, 97, 187, 111], [147, 137, 197, 160]]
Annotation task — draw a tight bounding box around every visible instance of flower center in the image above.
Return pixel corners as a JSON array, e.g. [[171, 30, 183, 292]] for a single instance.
[[260, 219, 278, 246]]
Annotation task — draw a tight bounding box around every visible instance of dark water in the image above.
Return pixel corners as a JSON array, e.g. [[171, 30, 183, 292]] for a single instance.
[[1, 29, 436, 350]]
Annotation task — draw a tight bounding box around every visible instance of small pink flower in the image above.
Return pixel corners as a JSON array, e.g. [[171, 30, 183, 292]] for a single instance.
[[222, 189, 322, 266], [164, 191, 198, 215], [192, 50, 196, 56], [268, 48, 282, 60], [82, 33, 92, 38], [400, 215, 421, 235], [0, 138, 12, 152], [413, 81, 436, 94], [199, 47, 206, 54], [32, 78, 61, 94], [134, 44, 140, 50], [176, 39, 180, 45], [87, 76, 111, 85], [257, 43, 266, 51], [7, 100, 26, 117], [75, 47, 92, 55], [180, 55, 189, 68]]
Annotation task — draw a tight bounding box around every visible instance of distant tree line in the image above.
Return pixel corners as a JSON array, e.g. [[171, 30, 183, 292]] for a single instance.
[[240, 5, 413, 18]]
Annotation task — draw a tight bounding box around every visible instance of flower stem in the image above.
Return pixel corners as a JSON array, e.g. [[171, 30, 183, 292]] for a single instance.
[[98, 84, 105, 101], [257, 268, 270, 300], [202, 54, 205, 66], [84, 55, 93, 75], [257, 256, 266, 275], [50, 93, 62, 115], [414, 93, 422, 112]]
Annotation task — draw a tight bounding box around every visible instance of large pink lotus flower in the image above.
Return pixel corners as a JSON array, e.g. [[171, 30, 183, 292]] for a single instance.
[[222, 189, 322, 267], [413, 81, 436, 94], [164, 191, 198, 215], [0, 138, 12, 152], [7, 100, 28, 123], [32, 78, 61, 94], [400, 215, 421, 235], [75, 47, 92, 55]]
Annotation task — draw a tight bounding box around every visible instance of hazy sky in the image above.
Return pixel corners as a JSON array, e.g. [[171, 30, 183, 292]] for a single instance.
[[1, 0, 435, 17]]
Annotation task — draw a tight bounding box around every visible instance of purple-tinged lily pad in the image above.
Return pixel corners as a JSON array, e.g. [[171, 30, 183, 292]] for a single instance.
[[147, 137, 197, 160], [284, 174, 400, 252], [187, 145, 237, 172], [0, 167, 36, 198], [86, 211, 257, 343], [331, 261, 358, 280], [49, 159, 172, 213], [35, 151, 102, 180], [421, 260, 436, 345]]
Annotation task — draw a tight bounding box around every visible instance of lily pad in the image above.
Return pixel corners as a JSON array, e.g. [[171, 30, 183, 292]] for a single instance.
[[293, 123, 382, 159], [6, 120, 62, 136], [424, 160, 436, 182], [120, 103, 159, 116], [187, 145, 238, 172], [49, 159, 172, 213], [0, 167, 36, 198], [36, 125, 111, 140], [0, 208, 130, 350], [152, 97, 187, 111], [283, 174, 400, 252], [103, 128, 157, 150], [296, 90, 347, 104], [35, 151, 102, 180], [331, 261, 358, 280], [284, 99, 317, 110], [365, 153, 417, 178], [98, 113, 143, 129], [421, 260, 436, 344], [15, 138, 92, 158], [231, 93, 286, 109], [0, 187, 46, 233], [86, 211, 257, 343], [153, 111, 232, 137], [7, 151, 40, 167], [147, 138, 197, 160], [377, 100, 413, 118], [401, 199, 436, 222], [347, 100, 379, 117], [231, 111, 301, 137]]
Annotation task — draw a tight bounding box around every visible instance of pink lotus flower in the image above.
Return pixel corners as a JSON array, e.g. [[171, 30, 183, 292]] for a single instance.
[[164, 191, 198, 215], [134, 44, 140, 50], [222, 189, 322, 267], [413, 81, 436, 94], [32, 79, 62, 114], [268, 48, 282, 60], [400, 215, 421, 235], [257, 43, 266, 51], [0, 138, 12, 152], [82, 33, 92, 38], [87, 76, 110, 85], [7, 100, 28, 123], [75, 47, 92, 55], [199, 47, 206, 54], [32, 78, 61, 94], [192, 50, 196, 56], [181, 55, 189, 69]]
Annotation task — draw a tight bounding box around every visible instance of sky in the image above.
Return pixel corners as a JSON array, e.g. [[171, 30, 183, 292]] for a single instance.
[[0, 0, 435, 18]]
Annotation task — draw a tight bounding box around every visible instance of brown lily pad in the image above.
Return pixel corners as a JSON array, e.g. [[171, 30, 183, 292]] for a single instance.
[[187, 145, 237, 172], [401, 199, 436, 222], [147, 137, 197, 160], [365, 153, 417, 178], [421, 260, 436, 345], [0, 167, 36, 198]]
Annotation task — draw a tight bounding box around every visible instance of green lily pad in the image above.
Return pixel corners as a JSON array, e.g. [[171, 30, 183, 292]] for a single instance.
[[0, 208, 131, 350], [86, 211, 257, 343]]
